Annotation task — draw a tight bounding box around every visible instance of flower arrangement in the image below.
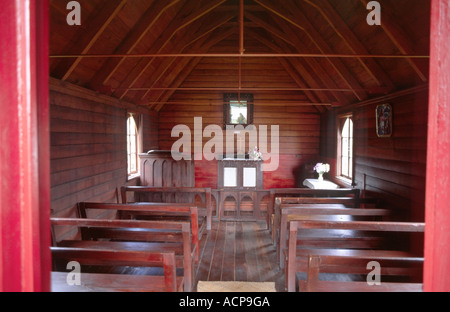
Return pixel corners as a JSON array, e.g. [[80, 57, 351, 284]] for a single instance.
[[314, 163, 330, 181], [249, 146, 263, 160]]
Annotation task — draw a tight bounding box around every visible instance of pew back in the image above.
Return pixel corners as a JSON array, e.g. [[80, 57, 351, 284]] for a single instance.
[[268, 188, 360, 230], [51, 218, 194, 292], [300, 254, 423, 292], [278, 206, 391, 265], [77, 202, 202, 259], [51, 246, 181, 292], [286, 220, 425, 291], [121, 186, 213, 230]]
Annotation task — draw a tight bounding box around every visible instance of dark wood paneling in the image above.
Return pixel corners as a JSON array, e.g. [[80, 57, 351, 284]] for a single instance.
[[49, 80, 158, 220], [321, 89, 428, 221], [159, 91, 321, 189]]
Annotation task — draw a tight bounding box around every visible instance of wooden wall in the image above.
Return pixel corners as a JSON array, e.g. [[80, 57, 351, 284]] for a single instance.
[[49, 79, 158, 223], [321, 86, 428, 221], [159, 94, 321, 189]]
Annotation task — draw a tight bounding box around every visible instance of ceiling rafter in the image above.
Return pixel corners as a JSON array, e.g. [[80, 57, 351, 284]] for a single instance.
[[53, 0, 127, 81], [137, 19, 234, 105], [245, 12, 296, 50], [114, 0, 206, 100], [273, 16, 353, 105], [245, 11, 343, 105], [113, 0, 227, 100], [244, 18, 331, 110], [359, 0, 428, 82], [246, 28, 326, 112], [88, 0, 184, 91], [152, 28, 238, 111], [253, 0, 364, 103], [303, 0, 395, 92], [48, 0, 430, 111], [51, 52, 429, 59], [137, 13, 236, 105], [126, 86, 382, 93]]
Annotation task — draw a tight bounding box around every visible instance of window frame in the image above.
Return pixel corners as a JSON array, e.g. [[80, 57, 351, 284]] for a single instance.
[[336, 113, 354, 185], [126, 113, 139, 177]]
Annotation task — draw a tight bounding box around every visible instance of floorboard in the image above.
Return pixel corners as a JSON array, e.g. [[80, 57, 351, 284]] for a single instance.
[[194, 221, 285, 292], [90, 220, 285, 292]]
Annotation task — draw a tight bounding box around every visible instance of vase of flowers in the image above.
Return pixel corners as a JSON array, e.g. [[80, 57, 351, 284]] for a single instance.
[[249, 146, 263, 160], [314, 163, 330, 181]]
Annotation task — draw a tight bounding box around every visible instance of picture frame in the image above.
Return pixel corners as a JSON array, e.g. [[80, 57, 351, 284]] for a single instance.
[[223, 93, 254, 129], [376, 104, 393, 138]]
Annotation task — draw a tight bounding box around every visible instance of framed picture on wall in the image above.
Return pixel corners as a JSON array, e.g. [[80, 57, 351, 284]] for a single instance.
[[376, 104, 393, 138]]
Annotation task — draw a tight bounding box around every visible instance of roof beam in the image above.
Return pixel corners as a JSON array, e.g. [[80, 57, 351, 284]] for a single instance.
[[360, 0, 428, 82], [152, 28, 237, 111], [239, 0, 245, 55], [303, 0, 395, 91], [126, 87, 382, 93], [51, 52, 429, 59], [273, 16, 353, 104], [88, 0, 184, 90], [245, 24, 331, 110], [245, 11, 297, 47], [254, 0, 369, 102], [136, 14, 235, 105], [113, 0, 226, 100], [52, 0, 127, 81]]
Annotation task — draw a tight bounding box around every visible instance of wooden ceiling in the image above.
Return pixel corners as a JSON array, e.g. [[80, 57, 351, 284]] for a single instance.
[[49, 0, 430, 111]]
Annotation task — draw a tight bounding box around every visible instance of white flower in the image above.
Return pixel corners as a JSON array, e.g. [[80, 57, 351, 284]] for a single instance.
[[314, 163, 330, 174], [249, 146, 262, 160]]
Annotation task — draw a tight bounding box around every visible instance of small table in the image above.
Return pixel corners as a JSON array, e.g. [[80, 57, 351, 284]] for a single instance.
[[303, 178, 339, 190]]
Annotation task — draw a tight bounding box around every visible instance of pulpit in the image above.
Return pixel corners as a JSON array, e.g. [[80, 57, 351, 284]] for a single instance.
[[139, 150, 195, 187]]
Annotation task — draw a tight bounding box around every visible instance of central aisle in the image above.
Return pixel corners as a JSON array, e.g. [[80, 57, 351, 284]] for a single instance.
[[194, 221, 285, 292]]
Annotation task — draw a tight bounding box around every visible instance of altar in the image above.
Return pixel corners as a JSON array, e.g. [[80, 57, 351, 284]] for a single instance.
[[216, 157, 269, 221], [303, 178, 339, 190]]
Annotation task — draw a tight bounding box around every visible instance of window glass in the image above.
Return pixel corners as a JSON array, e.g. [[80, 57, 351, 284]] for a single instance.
[[339, 116, 353, 180], [229, 100, 248, 124], [127, 114, 138, 175], [224, 93, 253, 127]]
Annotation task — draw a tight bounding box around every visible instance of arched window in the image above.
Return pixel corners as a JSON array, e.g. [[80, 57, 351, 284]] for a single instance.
[[127, 113, 138, 176], [338, 115, 353, 180]]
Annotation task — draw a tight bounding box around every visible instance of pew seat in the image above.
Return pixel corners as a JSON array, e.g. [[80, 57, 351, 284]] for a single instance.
[[299, 280, 423, 292], [285, 220, 425, 292], [121, 186, 213, 230], [51, 247, 183, 292], [268, 188, 361, 230], [278, 206, 391, 266], [77, 202, 203, 259], [51, 218, 195, 292], [299, 254, 423, 292]]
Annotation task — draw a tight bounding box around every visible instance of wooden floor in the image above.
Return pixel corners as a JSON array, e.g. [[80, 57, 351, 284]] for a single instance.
[[194, 221, 285, 292]]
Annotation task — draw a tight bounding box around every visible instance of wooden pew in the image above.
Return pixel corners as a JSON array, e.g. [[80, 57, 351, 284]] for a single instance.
[[51, 247, 183, 292], [278, 206, 391, 266], [268, 188, 360, 230], [285, 220, 425, 292], [271, 196, 372, 244], [299, 254, 423, 292], [77, 202, 202, 260], [51, 218, 195, 292], [121, 186, 213, 231]]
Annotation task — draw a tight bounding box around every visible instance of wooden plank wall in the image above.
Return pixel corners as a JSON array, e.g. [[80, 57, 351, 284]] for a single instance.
[[158, 54, 323, 190], [321, 87, 428, 222], [49, 79, 158, 224], [159, 96, 321, 189]]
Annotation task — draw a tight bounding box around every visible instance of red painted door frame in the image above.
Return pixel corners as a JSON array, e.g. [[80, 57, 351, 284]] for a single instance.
[[424, 0, 450, 292], [0, 0, 447, 292], [0, 0, 50, 292]]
